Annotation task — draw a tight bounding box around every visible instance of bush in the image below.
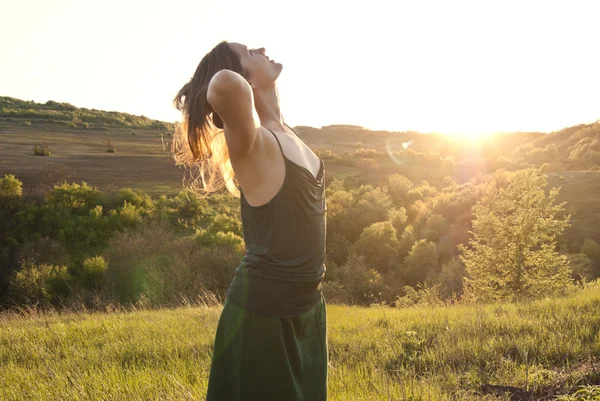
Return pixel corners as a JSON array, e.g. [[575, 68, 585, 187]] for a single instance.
[[115, 188, 154, 214], [82, 122, 89, 129], [105, 220, 239, 305], [20, 237, 70, 267], [335, 253, 385, 305], [82, 256, 108, 289], [105, 139, 116, 153], [0, 174, 23, 197], [22, 120, 32, 126], [7, 259, 73, 305], [33, 143, 51, 156]]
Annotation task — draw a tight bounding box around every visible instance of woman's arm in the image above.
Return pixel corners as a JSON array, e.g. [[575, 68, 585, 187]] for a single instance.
[[207, 69, 261, 159]]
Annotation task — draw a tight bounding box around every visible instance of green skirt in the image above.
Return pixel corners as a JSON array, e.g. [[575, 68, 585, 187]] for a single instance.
[[206, 292, 328, 401]]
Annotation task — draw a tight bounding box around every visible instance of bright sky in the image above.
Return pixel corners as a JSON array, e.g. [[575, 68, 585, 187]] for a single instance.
[[2, 0, 599, 135]]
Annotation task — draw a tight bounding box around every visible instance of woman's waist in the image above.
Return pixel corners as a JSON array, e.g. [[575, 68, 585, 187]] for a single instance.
[[226, 268, 323, 317]]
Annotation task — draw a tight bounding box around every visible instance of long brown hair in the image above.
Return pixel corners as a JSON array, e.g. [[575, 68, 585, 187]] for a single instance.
[[172, 41, 247, 198]]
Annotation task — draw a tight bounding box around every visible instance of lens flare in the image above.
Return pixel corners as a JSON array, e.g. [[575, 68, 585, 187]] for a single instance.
[[385, 136, 412, 165]]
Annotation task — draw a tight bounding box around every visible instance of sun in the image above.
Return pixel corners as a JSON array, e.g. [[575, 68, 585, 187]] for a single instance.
[[446, 131, 485, 142]]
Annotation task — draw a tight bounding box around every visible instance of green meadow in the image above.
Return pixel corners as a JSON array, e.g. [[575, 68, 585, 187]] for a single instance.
[[2, 98, 600, 400], [2, 281, 599, 401]]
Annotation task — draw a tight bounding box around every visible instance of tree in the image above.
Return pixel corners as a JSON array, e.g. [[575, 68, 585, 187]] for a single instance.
[[459, 168, 573, 302], [437, 257, 467, 299], [403, 239, 438, 287], [420, 213, 446, 242], [353, 221, 399, 271], [580, 238, 600, 279], [385, 174, 413, 206], [0, 174, 23, 197]]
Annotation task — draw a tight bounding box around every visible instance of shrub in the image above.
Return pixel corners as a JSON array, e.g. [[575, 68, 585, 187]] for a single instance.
[[131, 130, 136, 135], [0, 174, 23, 197], [7, 259, 73, 305], [116, 188, 154, 214], [22, 120, 32, 126], [82, 256, 107, 289], [105, 139, 116, 153], [82, 122, 89, 129], [20, 237, 70, 267], [33, 143, 51, 156], [105, 220, 238, 305], [335, 253, 385, 305]]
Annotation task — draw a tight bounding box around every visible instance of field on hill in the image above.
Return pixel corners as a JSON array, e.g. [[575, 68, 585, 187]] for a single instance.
[[1, 281, 599, 401], [0, 121, 183, 197]]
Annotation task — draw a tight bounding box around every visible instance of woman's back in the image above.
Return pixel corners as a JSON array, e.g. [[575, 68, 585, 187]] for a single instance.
[[227, 126, 327, 318]]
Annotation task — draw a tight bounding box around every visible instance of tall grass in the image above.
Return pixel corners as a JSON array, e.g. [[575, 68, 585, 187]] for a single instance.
[[1, 281, 599, 400]]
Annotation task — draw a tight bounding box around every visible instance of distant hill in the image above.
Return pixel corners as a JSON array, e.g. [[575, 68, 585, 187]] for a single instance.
[[0, 96, 173, 131]]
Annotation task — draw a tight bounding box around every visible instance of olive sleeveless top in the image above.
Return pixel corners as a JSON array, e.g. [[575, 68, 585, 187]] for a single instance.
[[226, 125, 327, 317]]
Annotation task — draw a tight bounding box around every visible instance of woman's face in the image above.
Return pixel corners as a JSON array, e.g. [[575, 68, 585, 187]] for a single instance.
[[229, 42, 283, 89]]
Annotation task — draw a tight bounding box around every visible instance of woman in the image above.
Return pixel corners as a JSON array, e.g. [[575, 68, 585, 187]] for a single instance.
[[173, 41, 328, 401]]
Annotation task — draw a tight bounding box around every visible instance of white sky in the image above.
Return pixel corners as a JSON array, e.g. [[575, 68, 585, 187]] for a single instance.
[[2, 0, 599, 135]]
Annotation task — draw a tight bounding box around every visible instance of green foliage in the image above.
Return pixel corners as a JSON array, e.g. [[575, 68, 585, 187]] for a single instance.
[[386, 174, 414, 207], [82, 256, 107, 289], [350, 186, 393, 241], [436, 257, 467, 299], [0, 174, 23, 197], [195, 228, 244, 254], [7, 259, 72, 305], [388, 207, 408, 234], [459, 168, 574, 302], [335, 253, 385, 305], [403, 239, 439, 286], [580, 238, 600, 279], [156, 190, 215, 230], [555, 385, 600, 401], [115, 188, 154, 215], [0, 96, 174, 130], [353, 221, 399, 271], [47, 181, 107, 213], [393, 282, 445, 307], [398, 224, 417, 256], [105, 221, 239, 305], [420, 213, 446, 242]]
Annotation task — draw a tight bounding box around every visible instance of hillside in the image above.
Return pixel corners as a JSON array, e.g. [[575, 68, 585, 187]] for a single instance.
[[0, 96, 173, 130], [1, 98, 599, 247]]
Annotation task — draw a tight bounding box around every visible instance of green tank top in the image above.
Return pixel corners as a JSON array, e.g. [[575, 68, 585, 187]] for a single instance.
[[226, 125, 327, 317]]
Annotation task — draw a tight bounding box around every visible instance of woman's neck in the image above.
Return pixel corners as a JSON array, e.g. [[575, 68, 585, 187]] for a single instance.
[[253, 85, 286, 132]]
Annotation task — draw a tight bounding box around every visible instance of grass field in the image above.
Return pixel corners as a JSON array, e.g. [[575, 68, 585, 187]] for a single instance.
[[0, 121, 183, 197], [1, 281, 599, 400]]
